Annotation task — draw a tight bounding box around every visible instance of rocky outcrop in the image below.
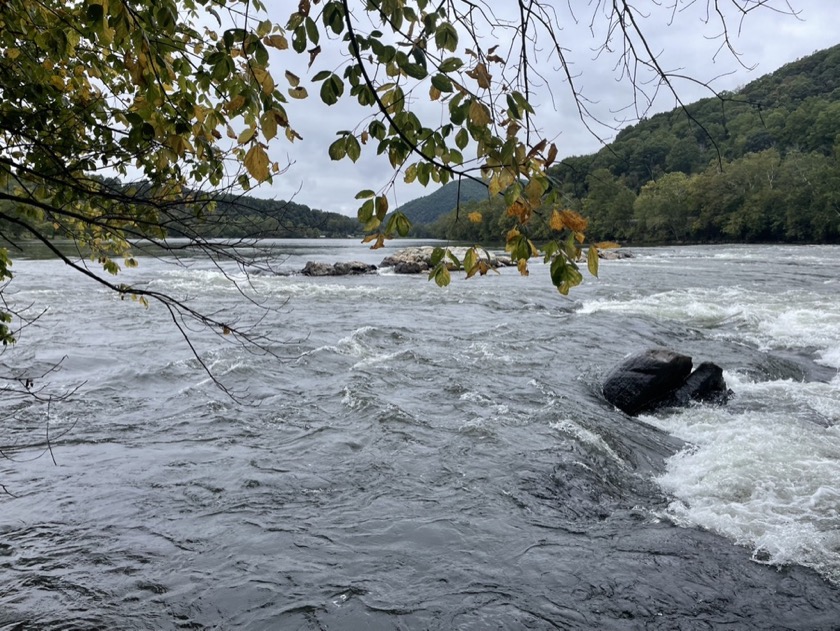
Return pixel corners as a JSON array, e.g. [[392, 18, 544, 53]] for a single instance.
[[300, 261, 377, 276], [597, 248, 634, 260], [380, 246, 512, 274], [602, 348, 730, 415]]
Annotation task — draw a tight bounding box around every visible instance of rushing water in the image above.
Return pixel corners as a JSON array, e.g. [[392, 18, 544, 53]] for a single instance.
[[1, 241, 839, 630]]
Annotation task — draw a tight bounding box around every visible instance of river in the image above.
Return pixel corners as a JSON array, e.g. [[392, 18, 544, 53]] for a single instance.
[[1, 241, 838, 629]]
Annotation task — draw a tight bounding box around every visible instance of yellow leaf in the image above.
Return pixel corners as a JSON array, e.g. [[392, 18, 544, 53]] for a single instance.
[[546, 143, 558, 167], [261, 111, 277, 141], [244, 144, 270, 181], [468, 100, 491, 126], [517, 259, 529, 276], [6, 48, 20, 60], [557, 209, 588, 233], [225, 95, 246, 114], [467, 211, 483, 224], [587, 245, 599, 277], [265, 34, 289, 50], [506, 199, 531, 223], [252, 67, 275, 95], [285, 71, 300, 87], [549, 209, 564, 232], [467, 62, 491, 89], [288, 86, 308, 99], [237, 127, 256, 144], [429, 85, 441, 101]]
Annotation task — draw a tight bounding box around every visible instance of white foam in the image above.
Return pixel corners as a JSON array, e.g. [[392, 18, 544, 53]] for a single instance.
[[580, 286, 840, 366], [644, 395, 840, 583]]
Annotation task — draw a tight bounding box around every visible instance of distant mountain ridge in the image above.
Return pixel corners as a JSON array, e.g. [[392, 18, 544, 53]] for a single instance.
[[396, 178, 489, 225]]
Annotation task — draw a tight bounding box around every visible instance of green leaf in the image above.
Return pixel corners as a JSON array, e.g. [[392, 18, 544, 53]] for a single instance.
[[305, 17, 319, 45], [346, 134, 361, 162], [328, 136, 347, 160], [394, 212, 411, 236], [455, 128, 469, 150], [431, 73, 454, 93], [435, 23, 459, 52], [429, 263, 451, 287], [439, 57, 463, 72], [355, 189, 376, 199], [358, 198, 374, 222]]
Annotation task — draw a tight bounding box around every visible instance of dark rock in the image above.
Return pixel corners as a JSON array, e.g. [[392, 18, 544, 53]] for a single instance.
[[603, 349, 732, 415], [602, 348, 693, 415], [301, 261, 334, 276], [662, 361, 732, 408], [393, 260, 429, 274], [301, 261, 377, 276], [333, 261, 377, 275]]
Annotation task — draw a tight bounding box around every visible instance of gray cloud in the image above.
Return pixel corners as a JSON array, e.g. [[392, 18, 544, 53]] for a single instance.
[[256, 1, 839, 215]]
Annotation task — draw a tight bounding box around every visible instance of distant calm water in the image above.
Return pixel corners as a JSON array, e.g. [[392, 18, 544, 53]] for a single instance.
[[1, 240, 839, 630]]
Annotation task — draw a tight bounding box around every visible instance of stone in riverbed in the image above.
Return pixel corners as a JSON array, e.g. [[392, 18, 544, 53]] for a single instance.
[[301, 261, 377, 276], [602, 348, 730, 415], [379, 246, 512, 274]]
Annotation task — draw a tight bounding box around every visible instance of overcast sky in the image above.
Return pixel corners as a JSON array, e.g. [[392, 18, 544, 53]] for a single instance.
[[253, 1, 840, 216]]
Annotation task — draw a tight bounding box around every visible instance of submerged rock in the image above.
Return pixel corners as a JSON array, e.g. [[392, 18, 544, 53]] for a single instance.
[[301, 261, 377, 276], [602, 348, 730, 415]]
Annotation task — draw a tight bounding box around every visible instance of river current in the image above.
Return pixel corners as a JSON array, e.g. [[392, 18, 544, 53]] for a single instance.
[[1, 241, 839, 630]]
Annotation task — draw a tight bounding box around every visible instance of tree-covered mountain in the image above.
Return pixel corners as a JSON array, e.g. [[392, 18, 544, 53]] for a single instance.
[[0, 182, 362, 242], [396, 179, 489, 225], [422, 43, 840, 245], [182, 194, 362, 239]]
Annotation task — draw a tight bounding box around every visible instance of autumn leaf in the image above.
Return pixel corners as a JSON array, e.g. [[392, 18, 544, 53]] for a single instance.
[[244, 144, 270, 181]]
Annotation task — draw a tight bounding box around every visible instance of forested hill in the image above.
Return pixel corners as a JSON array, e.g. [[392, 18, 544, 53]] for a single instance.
[[182, 194, 361, 239], [425, 43, 840, 245], [396, 178, 489, 225]]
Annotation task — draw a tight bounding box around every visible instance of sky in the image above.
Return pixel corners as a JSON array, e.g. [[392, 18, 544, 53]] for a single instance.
[[252, 1, 840, 216]]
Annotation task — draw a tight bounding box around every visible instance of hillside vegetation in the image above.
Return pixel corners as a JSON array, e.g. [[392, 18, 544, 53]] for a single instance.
[[423, 43, 840, 244], [396, 179, 489, 226]]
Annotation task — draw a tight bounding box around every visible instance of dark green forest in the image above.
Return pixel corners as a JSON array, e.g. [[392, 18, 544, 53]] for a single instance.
[[181, 194, 361, 239], [0, 184, 362, 242], [424, 43, 840, 245]]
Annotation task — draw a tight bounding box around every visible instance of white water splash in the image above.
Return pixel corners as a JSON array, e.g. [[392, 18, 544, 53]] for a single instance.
[[644, 375, 840, 583]]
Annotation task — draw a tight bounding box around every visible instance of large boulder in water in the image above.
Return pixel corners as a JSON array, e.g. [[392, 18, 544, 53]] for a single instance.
[[602, 348, 730, 415]]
